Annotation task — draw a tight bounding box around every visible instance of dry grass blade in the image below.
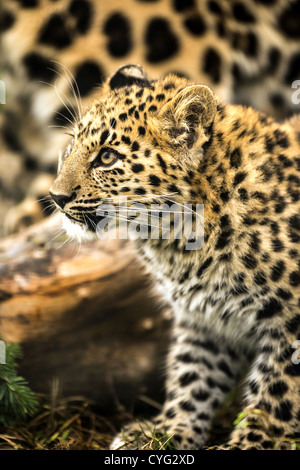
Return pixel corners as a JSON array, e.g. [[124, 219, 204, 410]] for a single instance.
[[0, 393, 116, 450], [1, 387, 298, 450], [0, 434, 24, 450]]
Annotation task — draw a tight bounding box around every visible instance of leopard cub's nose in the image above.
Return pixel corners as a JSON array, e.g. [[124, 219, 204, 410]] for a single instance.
[[49, 190, 76, 210]]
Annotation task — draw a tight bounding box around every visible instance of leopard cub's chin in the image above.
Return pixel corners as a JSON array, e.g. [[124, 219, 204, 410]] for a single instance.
[[62, 214, 96, 242]]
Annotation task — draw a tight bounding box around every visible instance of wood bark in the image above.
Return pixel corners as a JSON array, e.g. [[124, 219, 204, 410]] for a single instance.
[[0, 214, 170, 412]]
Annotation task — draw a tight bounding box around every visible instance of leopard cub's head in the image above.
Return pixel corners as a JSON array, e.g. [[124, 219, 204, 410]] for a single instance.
[[50, 64, 217, 240]]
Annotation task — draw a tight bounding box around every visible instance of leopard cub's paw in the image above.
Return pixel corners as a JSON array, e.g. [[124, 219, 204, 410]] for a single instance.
[[110, 419, 167, 450]]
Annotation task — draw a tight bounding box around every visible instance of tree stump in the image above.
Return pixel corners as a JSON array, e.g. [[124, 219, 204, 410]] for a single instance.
[[0, 214, 170, 412]]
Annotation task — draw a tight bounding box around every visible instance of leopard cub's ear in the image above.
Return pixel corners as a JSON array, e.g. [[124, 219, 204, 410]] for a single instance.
[[156, 85, 217, 149], [109, 64, 151, 90]]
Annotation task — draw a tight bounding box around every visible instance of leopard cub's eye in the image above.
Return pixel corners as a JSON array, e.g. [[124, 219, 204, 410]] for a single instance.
[[101, 151, 116, 166], [92, 149, 118, 169]]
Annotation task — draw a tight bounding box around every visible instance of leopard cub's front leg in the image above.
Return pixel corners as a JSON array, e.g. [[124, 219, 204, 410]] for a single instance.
[[111, 324, 244, 450], [225, 315, 300, 450]]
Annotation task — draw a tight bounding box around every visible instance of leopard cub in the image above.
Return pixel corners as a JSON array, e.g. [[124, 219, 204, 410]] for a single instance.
[[50, 65, 300, 450]]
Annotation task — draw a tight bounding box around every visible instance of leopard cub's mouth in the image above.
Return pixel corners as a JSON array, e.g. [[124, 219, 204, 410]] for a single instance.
[[62, 211, 108, 241], [62, 213, 96, 241], [65, 213, 83, 224]]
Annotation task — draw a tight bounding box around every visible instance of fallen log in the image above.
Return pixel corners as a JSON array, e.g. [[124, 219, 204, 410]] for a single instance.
[[0, 214, 170, 412]]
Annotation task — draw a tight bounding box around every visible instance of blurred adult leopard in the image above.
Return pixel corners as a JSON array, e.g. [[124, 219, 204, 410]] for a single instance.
[[50, 64, 300, 450], [1, 0, 300, 233]]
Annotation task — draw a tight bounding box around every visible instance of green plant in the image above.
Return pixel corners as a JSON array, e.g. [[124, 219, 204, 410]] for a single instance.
[[0, 342, 39, 426]]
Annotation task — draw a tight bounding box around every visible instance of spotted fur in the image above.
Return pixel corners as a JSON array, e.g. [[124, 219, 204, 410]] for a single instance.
[[50, 65, 300, 450], [2, 0, 300, 234]]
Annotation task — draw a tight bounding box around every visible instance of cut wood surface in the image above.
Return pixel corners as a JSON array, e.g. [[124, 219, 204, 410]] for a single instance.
[[0, 214, 170, 412]]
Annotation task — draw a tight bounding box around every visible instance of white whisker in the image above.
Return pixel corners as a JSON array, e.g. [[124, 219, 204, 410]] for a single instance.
[[48, 228, 67, 246], [47, 124, 74, 135], [161, 195, 213, 227], [38, 79, 78, 124], [50, 60, 84, 120]]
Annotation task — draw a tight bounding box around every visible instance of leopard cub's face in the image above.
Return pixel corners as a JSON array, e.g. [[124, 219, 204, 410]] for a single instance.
[[50, 65, 217, 240]]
